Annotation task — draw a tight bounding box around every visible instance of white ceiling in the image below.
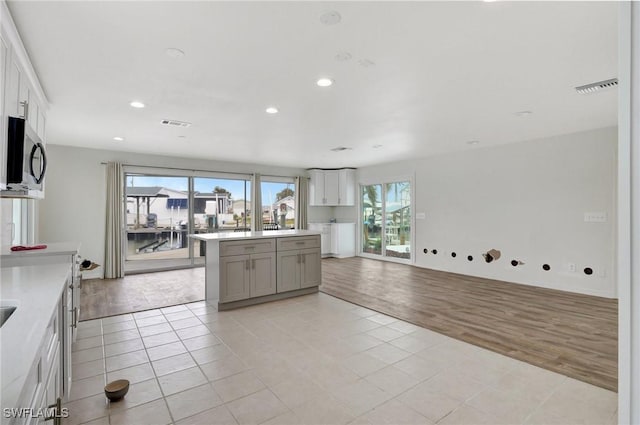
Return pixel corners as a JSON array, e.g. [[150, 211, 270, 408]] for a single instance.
[[7, 1, 618, 169]]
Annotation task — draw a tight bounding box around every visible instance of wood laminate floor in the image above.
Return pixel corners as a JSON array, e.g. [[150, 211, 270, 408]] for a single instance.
[[320, 257, 618, 392], [79, 268, 205, 321]]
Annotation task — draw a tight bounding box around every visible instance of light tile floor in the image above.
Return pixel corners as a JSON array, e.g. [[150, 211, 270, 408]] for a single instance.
[[66, 293, 617, 425]]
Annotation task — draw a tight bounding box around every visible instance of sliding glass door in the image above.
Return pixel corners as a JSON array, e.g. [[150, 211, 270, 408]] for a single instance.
[[361, 181, 411, 261], [124, 171, 251, 272], [125, 174, 190, 263]]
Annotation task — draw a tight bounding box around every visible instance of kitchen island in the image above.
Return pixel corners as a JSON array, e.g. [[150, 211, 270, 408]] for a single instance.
[[190, 230, 321, 310]]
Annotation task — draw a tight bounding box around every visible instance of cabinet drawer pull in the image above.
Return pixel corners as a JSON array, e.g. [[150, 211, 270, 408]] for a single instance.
[[295, 241, 305, 245], [252, 259, 256, 269], [245, 260, 250, 270], [244, 246, 255, 250], [297, 254, 301, 264]]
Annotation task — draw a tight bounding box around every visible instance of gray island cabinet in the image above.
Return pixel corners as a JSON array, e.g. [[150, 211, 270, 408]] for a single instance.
[[190, 230, 321, 310]]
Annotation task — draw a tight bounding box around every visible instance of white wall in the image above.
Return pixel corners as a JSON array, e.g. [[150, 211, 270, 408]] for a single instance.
[[356, 127, 617, 298], [37, 144, 308, 278]]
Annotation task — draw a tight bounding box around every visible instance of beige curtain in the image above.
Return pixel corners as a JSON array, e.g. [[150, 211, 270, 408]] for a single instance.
[[253, 173, 263, 231], [295, 176, 308, 229], [104, 162, 124, 278]]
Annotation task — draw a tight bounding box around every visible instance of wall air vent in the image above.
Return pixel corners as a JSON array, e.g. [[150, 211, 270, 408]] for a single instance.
[[330, 147, 352, 152], [575, 78, 618, 95], [160, 119, 192, 128]]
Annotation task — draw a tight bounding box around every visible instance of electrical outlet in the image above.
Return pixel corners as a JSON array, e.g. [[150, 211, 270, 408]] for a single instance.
[[584, 212, 607, 222], [568, 263, 576, 272]]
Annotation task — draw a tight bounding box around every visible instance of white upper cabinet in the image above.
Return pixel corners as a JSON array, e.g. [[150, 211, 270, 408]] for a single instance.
[[338, 168, 355, 206], [308, 168, 356, 206], [1, 2, 49, 198], [0, 29, 8, 190]]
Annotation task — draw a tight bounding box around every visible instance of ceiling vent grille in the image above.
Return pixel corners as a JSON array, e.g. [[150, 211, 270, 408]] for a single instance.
[[160, 119, 192, 128], [575, 78, 618, 95]]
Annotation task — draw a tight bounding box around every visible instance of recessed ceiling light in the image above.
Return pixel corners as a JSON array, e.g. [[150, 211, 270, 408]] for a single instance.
[[335, 52, 352, 62], [316, 78, 333, 87], [165, 48, 185, 58], [130, 101, 145, 108], [515, 110, 533, 117], [320, 11, 342, 25], [467, 140, 480, 145], [113, 136, 124, 141], [265, 107, 279, 114]]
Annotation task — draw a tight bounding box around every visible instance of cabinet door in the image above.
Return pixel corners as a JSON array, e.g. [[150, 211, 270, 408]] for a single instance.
[[300, 248, 321, 288], [321, 225, 332, 255], [338, 169, 355, 206], [277, 250, 300, 293], [0, 30, 8, 189], [220, 255, 251, 302], [330, 224, 339, 254], [308, 170, 325, 206], [250, 252, 276, 297], [324, 170, 340, 205], [6, 53, 20, 117]]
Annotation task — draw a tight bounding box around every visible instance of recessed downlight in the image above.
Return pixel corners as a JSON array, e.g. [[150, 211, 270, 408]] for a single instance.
[[467, 140, 480, 145], [316, 78, 333, 87], [515, 110, 533, 117], [113, 136, 124, 141], [165, 48, 185, 58], [320, 11, 342, 25], [130, 101, 145, 108], [335, 52, 352, 62], [265, 107, 279, 114]]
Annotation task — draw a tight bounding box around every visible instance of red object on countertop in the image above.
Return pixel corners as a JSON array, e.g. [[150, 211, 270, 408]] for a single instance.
[[10, 244, 48, 251]]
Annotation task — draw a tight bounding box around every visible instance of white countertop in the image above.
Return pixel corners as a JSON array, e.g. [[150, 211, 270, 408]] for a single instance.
[[0, 263, 71, 410], [0, 241, 80, 260], [190, 229, 320, 242]]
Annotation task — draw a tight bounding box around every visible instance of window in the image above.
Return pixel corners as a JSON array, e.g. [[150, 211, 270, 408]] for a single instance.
[[123, 171, 251, 270], [260, 179, 295, 230]]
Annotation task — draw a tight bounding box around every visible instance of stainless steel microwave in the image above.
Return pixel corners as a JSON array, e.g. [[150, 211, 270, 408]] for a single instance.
[[6, 116, 47, 191]]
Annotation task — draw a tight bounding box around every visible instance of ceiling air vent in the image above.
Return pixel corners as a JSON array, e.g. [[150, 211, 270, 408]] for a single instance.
[[160, 119, 192, 128], [575, 78, 618, 95], [330, 147, 352, 152]]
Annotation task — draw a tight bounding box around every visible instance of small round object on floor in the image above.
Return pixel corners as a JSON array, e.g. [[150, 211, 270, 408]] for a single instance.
[[451, 252, 457, 258], [105, 379, 130, 402], [467, 255, 473, 261], [431, 249, 438, 255], [584, 267, 593, 275], [542, 264, 551, 271]]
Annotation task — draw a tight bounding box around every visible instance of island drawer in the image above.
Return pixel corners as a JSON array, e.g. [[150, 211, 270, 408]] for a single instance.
[[220, 239, 276, 257], [277, 236, 321, 251]]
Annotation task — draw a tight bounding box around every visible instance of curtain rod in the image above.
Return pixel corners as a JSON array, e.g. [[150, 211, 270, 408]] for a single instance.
[[99, 162, 298, 179]]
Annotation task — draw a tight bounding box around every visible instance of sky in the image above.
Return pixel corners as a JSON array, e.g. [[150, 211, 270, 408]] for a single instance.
[[127, 175, 294, 205]]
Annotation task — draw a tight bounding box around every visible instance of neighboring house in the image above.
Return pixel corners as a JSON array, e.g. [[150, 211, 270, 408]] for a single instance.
[[272, 196, 295, 221]]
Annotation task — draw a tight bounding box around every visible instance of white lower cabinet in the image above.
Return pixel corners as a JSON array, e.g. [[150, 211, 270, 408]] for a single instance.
[[15, 282, 69, 425], [308, 223, 355, 258]]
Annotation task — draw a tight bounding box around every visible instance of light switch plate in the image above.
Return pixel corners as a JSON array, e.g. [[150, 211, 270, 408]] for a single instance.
[[416, 212, 426, 220]]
